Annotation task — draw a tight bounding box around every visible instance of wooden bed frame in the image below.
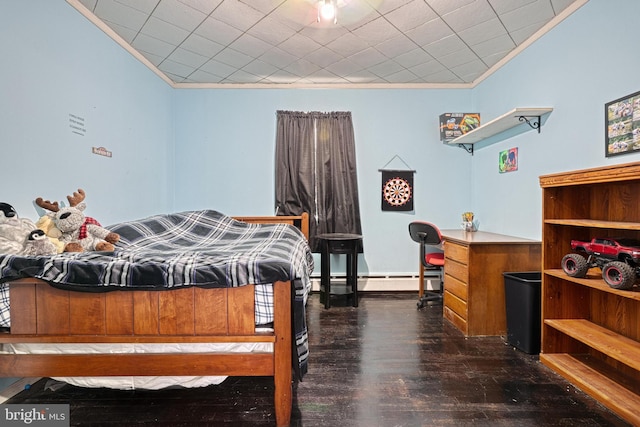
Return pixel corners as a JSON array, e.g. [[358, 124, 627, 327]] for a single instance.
[[0, 213, 309, 427]]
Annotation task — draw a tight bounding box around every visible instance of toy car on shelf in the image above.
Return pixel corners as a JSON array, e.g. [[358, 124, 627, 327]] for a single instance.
[[561, 237, 640, 290]]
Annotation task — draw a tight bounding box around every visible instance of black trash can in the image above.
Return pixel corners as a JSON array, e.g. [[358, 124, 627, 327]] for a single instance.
[[503, 271, 542, 354]]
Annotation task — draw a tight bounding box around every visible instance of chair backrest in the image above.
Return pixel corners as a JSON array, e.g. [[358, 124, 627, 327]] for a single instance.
[[408, 221, 442, 245]]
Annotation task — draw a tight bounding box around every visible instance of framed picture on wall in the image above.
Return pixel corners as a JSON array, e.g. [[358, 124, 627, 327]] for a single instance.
[[605, 89, 640, 157]]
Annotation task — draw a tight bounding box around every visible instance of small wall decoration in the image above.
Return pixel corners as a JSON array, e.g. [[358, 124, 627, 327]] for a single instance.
[[605, 89, 640, 157], [379, 155, 414, 212], [499, 147, 518, 173]]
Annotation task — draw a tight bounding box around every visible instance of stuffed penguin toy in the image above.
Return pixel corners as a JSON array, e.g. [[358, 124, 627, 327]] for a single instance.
[[0, 202, 37, 254], [23, 229, 58, 256]]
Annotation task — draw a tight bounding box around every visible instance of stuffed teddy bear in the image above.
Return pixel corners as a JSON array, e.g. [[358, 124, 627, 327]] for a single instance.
[[0, 202, 37, 255], [35, 189, 120, 252], [35, 213, 65, 253]]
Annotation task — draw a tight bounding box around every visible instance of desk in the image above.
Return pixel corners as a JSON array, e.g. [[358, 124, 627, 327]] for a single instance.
[[441, 230, 541, 336], [317, 233, 362, 309]]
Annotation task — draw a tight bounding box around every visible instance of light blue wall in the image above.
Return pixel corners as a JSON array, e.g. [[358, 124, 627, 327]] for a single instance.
[[470, 0, 640, 239], [1, 1, 174, 225], [173, 88, 472, 274]]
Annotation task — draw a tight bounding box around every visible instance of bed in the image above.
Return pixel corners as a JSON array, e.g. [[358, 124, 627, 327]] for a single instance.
[[0, 210, 312, 427]]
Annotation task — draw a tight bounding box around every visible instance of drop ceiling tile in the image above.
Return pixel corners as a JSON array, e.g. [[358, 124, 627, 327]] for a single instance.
[[405, 18, 455, 47], [278, 33, 323, 58], [426, 68, 464, 83], [500, 0, 555, 32], [384, 0, 438, 32], [304, 46, 345, 68], [213, 47, 254, 68], [282, 58, 322, 77], [438, 46, 478, 68], [324, 32, 369, 57], [140, 16, 189, 45], [347, 46, 387, 68], [299, 25, 348, 46], [426, 0, 476, 16], [186, 69, 225, 83], [114, 0, 159, 14], [450, 58, 487, 78], [325, 57, 364, 76], [305, 69, 342, 83], [442, 0, 496, 32], [104, 21, 138, 43], [458, 17, 507, 45], [550, 0, 577, 13], [344, 69, 381, 83], [393, 48, 434, 68], [375, 34, 419, 58], [488, 0, 536, 14], [264, 0, 315, 31], [94, 0, 149, 32], [195, 17, 243, 46], [384, 68, 420, 83], [158, 58, 194, 78], [242, 58, 280, 78], [352, 16, 403, 46], [229, 33, 274, 57], [247, 16, 298, 46], [363, 0, 413, 15], [367, 59, 405, 78], [470, 33, 515, 59], [152, 0, 208, 32], [258, 46, 298, 68], [177, 0, 222, 15], [226, 69, 263, 83], [180, 33, 224, 58], [199, 58, 236, 78], [210, 0, 265, 32], [166, 47, 209, 68], [423, 35, 467, 58], [409, 60, 447, 78], [508, 21, 547, 45], [263, 69, 301, 83], [131, 33, 176, 57]]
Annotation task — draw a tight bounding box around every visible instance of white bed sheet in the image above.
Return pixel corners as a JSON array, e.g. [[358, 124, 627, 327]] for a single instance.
[[1, 328, 273, 390]]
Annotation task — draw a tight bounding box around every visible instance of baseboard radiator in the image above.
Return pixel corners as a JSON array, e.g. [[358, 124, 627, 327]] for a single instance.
[[310, 273, 441, 292]]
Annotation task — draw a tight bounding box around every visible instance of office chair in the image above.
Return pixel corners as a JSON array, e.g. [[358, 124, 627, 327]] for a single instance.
[[408, 221, 444, 309]]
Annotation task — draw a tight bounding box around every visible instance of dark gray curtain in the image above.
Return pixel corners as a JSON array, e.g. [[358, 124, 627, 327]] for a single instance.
[[275, 110, 362, 252]]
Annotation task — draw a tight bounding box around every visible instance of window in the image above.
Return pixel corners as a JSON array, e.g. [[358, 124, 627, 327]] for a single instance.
[[275, 111, 362, 252]]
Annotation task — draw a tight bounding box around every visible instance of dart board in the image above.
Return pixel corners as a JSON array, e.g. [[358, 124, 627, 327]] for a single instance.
[[383, 176, 412, 207]]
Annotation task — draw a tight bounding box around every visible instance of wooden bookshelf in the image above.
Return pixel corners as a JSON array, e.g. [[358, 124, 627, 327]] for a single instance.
[[539, 162, 640, 426]]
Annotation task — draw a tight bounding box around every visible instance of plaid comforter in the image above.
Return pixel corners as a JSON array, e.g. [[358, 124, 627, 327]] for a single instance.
[[0, 210, 314, 377]]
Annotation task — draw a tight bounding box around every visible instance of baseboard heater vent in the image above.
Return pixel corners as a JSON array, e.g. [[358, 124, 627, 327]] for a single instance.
[[310, 274, 441, 292]]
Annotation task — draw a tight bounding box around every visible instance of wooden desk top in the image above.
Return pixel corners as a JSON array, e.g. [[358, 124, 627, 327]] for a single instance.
[[441, 230, 541, 245]]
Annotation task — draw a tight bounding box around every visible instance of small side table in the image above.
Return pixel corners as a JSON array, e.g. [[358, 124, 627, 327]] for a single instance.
[[316, 233, 362, 309]]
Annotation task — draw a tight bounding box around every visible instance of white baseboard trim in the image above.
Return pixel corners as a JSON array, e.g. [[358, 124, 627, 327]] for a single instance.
[[0, 378, 41, 403], [310, 274, 441, 292]]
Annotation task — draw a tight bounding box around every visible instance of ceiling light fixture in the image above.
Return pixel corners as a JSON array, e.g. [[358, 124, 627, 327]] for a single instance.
[[318, 0, 337, 24]]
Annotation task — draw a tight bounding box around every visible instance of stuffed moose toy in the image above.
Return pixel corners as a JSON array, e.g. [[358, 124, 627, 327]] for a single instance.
[[35, 189, 120, 252]]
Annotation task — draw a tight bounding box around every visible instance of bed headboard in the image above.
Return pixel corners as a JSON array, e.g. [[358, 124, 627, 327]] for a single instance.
[[233, 212, 309, 241]]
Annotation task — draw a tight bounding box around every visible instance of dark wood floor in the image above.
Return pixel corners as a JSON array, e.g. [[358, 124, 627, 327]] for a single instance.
[[6, 293, 630, 426]]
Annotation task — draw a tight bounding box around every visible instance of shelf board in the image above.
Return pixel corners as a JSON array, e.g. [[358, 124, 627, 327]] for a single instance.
[[540, 353, 640, 426], [544, 218, 640, 230], [446, 107, 553, 147], [544, 319, 640, 371], [544, 269, 640, 301]]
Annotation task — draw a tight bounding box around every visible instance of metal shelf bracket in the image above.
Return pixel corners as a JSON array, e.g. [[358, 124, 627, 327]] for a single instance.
[[457, 143, 474, 155], [518, 115, 542, 133]]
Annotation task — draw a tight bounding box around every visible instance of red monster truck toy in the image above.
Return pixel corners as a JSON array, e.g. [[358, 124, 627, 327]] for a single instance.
[[561, 237, 640, 290]]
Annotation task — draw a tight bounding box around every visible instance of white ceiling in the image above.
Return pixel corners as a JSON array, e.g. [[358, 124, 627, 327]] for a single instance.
[[69, 0, 587, 88]]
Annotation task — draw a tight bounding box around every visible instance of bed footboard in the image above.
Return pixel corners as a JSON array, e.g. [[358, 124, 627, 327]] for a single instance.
[[0, 279, 293, 427]]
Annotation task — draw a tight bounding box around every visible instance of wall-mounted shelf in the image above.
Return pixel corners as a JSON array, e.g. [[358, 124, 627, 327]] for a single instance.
[[446, 107, 553, 154]]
